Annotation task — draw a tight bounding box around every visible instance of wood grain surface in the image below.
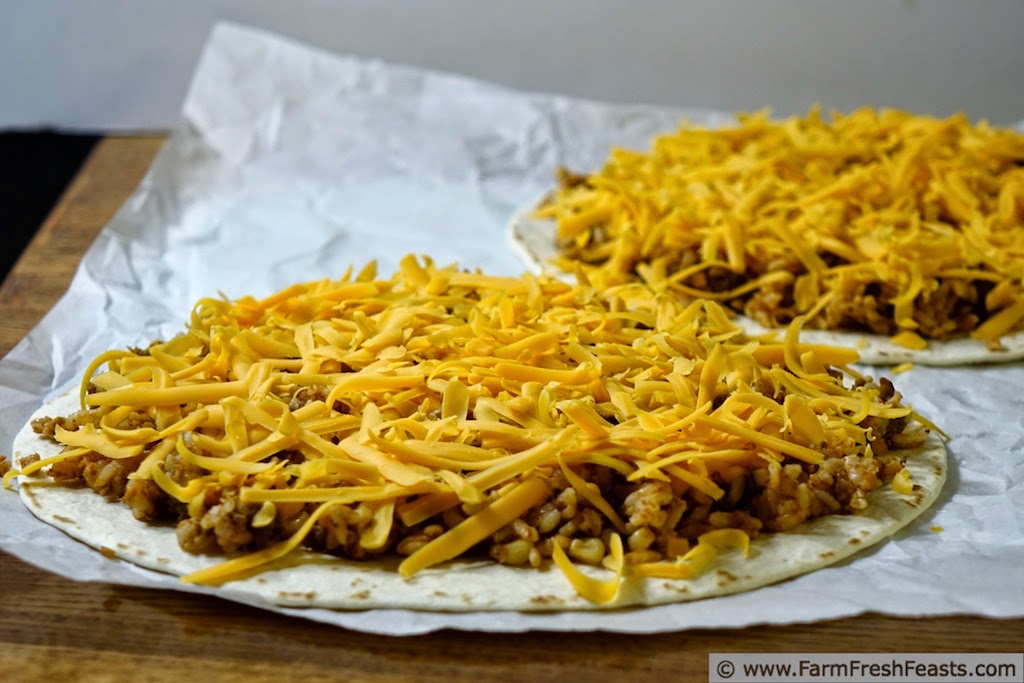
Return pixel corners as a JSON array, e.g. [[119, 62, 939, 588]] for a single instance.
[[1, 137, 1020, 682]]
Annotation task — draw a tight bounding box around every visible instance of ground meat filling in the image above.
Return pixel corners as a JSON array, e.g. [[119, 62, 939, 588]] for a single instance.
[[739, 264, 986, 340], [28, 374, 923, 568], [31, 411, 100, 439]]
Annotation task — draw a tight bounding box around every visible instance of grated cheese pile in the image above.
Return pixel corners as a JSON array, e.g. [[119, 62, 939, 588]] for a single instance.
[[14, 256, 931, 601], [535, 107, 1024, 347]]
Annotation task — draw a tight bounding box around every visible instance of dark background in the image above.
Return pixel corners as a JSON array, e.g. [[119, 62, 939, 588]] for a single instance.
[[0, 132, 101, 282]]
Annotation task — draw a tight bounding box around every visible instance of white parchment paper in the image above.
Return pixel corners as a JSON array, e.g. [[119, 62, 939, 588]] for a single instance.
[[1, 23, 1022, 635]]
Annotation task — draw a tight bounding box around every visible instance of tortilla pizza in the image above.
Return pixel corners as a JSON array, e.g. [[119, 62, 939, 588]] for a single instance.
[[4, 256, 947, 611], [508, 107, 1024, 365]]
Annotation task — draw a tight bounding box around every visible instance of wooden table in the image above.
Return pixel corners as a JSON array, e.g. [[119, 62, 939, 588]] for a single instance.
[[1, 137, 1020, 682]]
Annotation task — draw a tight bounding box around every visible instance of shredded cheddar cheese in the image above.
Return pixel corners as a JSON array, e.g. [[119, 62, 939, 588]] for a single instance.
[[23, 255, 933, 601], [631, 528, 750, 580], [892, 467, 914, 495], [536, 107, 1024, 345]]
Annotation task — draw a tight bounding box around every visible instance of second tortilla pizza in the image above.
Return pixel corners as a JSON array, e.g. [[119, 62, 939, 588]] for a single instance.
[[509, 107, 1024, 365]]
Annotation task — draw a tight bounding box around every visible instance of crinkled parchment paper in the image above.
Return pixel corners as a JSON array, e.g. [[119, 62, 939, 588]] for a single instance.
[[1, 22, 1022, 635]]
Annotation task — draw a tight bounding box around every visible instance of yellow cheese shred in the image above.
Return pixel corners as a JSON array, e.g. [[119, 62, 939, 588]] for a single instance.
[[3, 447, 91, 489], [182, 501, 345, 585], [53, 425, 144, 460], [890, 331, 929, 351], [892, 468, 914, 495], [398, 476, 550, 577], [631, 528, 749, 579], [556, 454, 627, 533], [551, 532, 625, 603]]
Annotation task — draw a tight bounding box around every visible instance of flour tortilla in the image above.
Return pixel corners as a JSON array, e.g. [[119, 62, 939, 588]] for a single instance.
[[507, 197, 1024, 367], [13, 389, 946, 612]]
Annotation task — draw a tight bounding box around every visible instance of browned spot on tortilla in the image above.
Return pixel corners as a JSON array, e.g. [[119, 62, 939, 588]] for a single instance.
[[860, 529, 870, 536], [157, 557, 170, 565], [116, 543, 129, 550], [934, 466, 943, 475], [461, 594, 475, 605], [21, 488, 38, 506], [819, 551, 835, 559], [849, 537, 861, 545], [347, 590, 371, 600], [350, 578, 364, 587], [53, 514, 76, 525], [278, 591, 317, 601], [433, 591, 449, 597], [716, 571, 738, 588], [663, 582, 689, 593], [902, 499, 919, 508], [134, 549, 147, 556], [529, 594, 565, 606], [100, 546, 116, 559]]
